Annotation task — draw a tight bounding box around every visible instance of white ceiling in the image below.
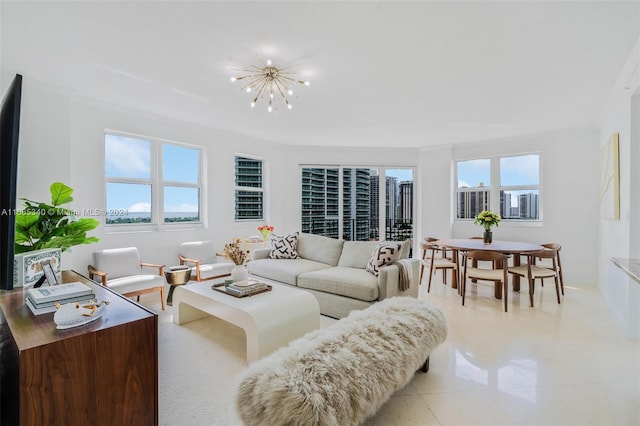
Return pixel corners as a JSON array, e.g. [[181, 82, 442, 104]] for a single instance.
[[2, 1, 639, 148]]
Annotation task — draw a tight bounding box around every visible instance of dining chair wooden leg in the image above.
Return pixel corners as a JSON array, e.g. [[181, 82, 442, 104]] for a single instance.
[[503, 268, 508, 312], [427, 258, 436, 293], [461, 268, 467, 306], [528, 275, 535, 307], [419, 262, 425, 284], [554, 275, 561, 304]]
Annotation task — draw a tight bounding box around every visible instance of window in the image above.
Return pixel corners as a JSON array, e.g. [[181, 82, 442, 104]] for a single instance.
[[235, 156, 263, 220], [455, 154, 540, 222], [301, 166, 414, 241], [104, 132, 202, 226]]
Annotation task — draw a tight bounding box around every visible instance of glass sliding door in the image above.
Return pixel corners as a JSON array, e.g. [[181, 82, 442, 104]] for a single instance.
[[301, 167, 339, 238], [384, 168, 414, 241], [342, 168, 376, 241]]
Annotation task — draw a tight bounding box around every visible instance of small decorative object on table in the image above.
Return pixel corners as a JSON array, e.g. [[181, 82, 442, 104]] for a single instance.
[[224, 240, 250, 281], [53, 300, 109, 329], [473, 210, 501, 244], [258, 225, 274, 241]]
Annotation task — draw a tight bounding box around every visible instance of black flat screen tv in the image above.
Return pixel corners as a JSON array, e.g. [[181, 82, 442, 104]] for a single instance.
[[0, 74, 22, 291]]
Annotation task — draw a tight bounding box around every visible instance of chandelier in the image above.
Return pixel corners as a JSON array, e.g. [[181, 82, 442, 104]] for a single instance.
[[230, 58, 310, 112]]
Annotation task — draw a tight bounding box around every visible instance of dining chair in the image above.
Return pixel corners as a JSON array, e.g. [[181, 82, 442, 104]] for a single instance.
[[541, 243, 564, 295], [462, 250, 510, 312], [419, 239, 457, 293], [508, 247, 561, 307]]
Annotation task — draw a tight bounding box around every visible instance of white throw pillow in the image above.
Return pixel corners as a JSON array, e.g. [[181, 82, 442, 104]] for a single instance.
[[366, 242, 402, 276], [269, 232, 300, 259]]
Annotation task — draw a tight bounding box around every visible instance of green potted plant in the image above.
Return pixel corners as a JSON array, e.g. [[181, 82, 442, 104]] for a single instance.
[[14, 182, 100, 253]]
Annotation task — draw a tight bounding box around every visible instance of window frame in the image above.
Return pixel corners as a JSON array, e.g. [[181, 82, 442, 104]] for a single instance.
[[454, 152, 542, 226], [104, 130, 205, 232], [234, 154, 266, 222]]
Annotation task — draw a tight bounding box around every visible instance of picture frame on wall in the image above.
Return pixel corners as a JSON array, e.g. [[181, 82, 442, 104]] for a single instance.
[[599, 132, 620, 220]]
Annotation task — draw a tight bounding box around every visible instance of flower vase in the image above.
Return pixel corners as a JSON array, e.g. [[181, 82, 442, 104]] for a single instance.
[[231, 264, 248, 282], [260, 231, 270, 241], [483, 230, 493, 245]]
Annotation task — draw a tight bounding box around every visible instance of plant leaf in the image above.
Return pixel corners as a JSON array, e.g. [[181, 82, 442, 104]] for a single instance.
[[50, 182, 74, 206]]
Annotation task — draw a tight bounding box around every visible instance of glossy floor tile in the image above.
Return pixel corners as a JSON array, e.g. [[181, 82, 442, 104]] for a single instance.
[[140, 275, 640, 425]]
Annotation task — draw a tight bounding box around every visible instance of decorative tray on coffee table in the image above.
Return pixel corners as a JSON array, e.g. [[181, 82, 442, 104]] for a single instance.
[[212, 281, 272, 298]]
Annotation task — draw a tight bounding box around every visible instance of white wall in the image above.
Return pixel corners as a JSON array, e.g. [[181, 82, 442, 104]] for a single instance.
[[598, 36, 640, 337], [16, 79, 285, 273], [419, 128, 601, 286]]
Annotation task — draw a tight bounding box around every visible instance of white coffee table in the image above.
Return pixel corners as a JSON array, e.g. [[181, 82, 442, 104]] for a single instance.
[[172, 277, 320, 363]]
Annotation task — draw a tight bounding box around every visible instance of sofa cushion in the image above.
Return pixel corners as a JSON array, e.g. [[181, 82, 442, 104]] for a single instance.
[[297, 267, 379, 302], [366, 242, 403, 276], [269, 232, 299, 259], [297, 233, 344, 266], [338, 241, 379, 269], [248, 258, 330, 286]]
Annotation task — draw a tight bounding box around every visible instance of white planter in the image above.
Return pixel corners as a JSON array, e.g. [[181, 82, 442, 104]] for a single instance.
[[231, 264, 249, 282]]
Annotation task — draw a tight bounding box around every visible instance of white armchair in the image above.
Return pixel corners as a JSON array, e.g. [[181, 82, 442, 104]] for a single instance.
[[178, 241, 234, 282], [88, 247, 165, 310]]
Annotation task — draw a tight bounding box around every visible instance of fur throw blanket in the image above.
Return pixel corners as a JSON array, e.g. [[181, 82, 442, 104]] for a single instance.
[[235, 296, 448, 426]]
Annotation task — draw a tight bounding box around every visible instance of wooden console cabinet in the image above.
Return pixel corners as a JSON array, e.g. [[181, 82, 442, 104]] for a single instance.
[[0, 270, 158, 425]]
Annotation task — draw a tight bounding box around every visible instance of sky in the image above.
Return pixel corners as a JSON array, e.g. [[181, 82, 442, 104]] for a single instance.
[[105, 134, 199, 214]]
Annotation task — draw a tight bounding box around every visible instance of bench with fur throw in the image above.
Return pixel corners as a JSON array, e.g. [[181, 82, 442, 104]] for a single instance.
[[236, 296, 448, 425]]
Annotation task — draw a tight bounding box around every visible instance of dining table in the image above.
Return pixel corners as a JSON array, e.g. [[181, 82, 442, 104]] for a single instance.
[[436, 239, 544, 299]]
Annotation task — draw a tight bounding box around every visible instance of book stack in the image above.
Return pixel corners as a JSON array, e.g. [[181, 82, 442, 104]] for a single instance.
[[25, 281, 96, 315], [225, 279, 270, 297]]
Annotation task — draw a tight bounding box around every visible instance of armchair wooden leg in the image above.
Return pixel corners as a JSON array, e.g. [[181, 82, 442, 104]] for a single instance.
[[160, 286, 165, 311]]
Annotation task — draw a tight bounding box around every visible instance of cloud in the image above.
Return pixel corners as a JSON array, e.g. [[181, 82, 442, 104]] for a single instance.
[[106, 136, 150, 176], [128, 202, 151, 212]]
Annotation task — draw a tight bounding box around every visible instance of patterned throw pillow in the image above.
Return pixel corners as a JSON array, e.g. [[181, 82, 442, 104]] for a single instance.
[[268, 232, 300, 259], [366, 242, 402, 276]]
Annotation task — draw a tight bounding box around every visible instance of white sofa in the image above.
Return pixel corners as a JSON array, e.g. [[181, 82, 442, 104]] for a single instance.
[[248, 233, 419, 318]]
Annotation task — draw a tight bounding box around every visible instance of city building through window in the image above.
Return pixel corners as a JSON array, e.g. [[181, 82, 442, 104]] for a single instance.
[[235, 156, 264, 220], [301, 166, 414, 241], [456, 154, 541, 222]]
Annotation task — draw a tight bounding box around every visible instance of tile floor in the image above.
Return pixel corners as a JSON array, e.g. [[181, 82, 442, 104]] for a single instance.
[[147, 275, 640, 425]]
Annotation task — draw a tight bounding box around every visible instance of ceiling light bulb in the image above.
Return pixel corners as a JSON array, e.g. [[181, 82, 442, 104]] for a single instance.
[[268, 105, 273, 112], [304, 81, 310, 86], [288, 104, 293, 110], [250, 102, 256, 108], [230, 77, 237, 82], [245, 87, 252, 93], [266, 59, 272, 66], [287, 89, 293, 95], [270, 92, 274, 98]]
